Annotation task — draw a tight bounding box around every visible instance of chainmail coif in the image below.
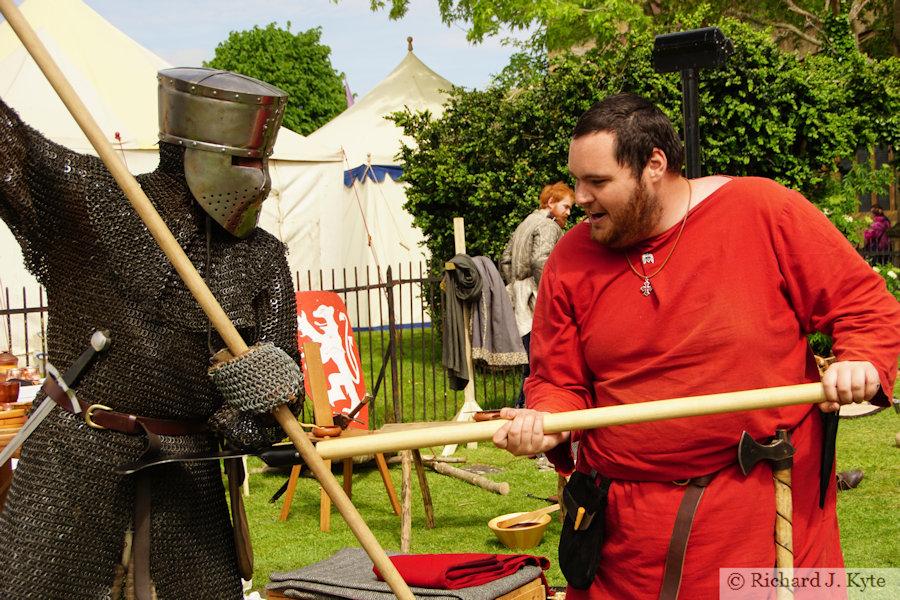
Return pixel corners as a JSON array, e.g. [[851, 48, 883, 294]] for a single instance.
[[0, 99, 303, 599]]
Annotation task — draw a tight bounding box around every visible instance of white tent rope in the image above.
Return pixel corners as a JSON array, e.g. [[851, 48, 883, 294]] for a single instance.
[[113, 131, 129, 170], [370, 163, 411, 252], [0, 276, 10, 351], [342, 147, 384, 282]]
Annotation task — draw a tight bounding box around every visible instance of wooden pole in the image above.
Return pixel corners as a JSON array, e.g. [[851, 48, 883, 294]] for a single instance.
[[0, 2, 414, 597], [430, 461, 510, 495], [412, 449, 436, 529], [442, 216, 481, 456], [315, 383, 826, 460], [774, 463, 794, 600], [773, 430, 794, 600], [400, 450, 412, 552]]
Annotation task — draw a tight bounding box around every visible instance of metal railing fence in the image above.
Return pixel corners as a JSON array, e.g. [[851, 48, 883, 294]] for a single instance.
[[1, 262, 522, 427]]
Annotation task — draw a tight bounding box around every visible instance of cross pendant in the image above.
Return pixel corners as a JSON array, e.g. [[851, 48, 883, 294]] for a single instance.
[[640, 278, 653, 296]]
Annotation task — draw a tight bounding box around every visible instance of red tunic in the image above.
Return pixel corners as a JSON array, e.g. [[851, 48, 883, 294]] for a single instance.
[[527, 177, 900, 599]]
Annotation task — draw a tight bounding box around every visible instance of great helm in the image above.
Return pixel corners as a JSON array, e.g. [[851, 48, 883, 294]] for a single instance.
[[157, 67, 289, 238]]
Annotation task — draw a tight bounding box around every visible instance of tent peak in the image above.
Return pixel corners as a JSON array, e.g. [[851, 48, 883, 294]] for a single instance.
[[407, 36, 413, 52]]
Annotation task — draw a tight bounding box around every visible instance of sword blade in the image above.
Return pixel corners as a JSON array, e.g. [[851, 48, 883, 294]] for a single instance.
[[0, 330, 110, 465], [114, 444, 302, 475], [0, 396, 55, 464]]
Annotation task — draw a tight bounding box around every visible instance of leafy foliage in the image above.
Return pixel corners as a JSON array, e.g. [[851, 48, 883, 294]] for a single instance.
[[375, 0, 898, 59], [392, 12, 900, 273], [204, 23, 346, 135], [872, 264, 900, 303], [375, 0, 650, 53]]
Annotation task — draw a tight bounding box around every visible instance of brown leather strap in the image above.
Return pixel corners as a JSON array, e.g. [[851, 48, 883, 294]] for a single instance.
[[225, 457, 254, 580], [134, 472, 153, 600], [0, 459, 12, 513], [659, 474, 715, 600], [44, 377, 207, 436]]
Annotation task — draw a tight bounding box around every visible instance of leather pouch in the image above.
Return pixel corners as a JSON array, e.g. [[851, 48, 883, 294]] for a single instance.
[[558, 469, 611, 589]]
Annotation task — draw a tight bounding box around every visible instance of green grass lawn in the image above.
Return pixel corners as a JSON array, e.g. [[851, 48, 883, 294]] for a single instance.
[[242, 407, 899, 595], [835, 408, 900, 567], [333, 325, 523, 428]]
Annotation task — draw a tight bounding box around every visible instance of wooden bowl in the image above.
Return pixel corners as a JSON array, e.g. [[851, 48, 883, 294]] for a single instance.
[[0, 380, 19, 404], [488, 512, 551, 550]]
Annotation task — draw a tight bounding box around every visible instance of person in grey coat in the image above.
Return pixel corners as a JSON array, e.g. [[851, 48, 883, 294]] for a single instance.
[[500, 182, 574, 407]]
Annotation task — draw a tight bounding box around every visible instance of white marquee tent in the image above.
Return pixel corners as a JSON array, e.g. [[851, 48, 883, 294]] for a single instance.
[[304, 46, 453, 280], [0, 0, 344, 357], [298, 45, 454, 327]]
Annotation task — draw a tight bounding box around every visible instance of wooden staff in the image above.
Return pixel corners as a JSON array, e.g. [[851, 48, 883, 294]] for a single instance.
[[315, 383, 826, 460], [429, 461, 509, 495], [0, 2, 414, 598]]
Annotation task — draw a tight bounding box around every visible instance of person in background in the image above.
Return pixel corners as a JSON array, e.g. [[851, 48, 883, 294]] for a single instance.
[[500, 182, 575, 408], [863, 203, 892, 252], [492, 93, 900, 599]]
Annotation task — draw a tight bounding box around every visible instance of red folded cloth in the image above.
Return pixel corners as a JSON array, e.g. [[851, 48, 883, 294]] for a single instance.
[[372, 553, 550, 589]]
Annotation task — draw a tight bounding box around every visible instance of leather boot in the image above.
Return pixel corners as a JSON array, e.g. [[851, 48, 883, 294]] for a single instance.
[[836, 469, 864, 491]]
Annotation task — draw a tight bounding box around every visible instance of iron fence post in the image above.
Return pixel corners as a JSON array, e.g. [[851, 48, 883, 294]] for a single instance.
[[385, 266, 401, 423]]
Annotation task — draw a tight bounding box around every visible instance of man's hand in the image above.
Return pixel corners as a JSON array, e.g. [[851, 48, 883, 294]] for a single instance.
[[818, 360, 882, 413], [491, 407, 570, 456]]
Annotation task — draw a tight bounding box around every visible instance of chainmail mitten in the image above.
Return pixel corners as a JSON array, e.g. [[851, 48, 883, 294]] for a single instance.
[[208, 404, 291, 451], [209, 342, 303, 414]]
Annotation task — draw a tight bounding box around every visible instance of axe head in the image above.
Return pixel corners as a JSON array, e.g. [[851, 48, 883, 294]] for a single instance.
[[737, 429, 796, 475]]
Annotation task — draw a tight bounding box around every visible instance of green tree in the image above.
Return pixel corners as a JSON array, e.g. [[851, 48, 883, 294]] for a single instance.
[[205, 23, 346, 135], [709, 0, 900, 58], [392, 11, 900, 271], [374, 0, 898, 58], [374, 0, 650, 54]]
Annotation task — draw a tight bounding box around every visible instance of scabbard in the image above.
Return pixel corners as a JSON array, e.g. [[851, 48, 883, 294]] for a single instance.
[[819, 410, 838, 509]]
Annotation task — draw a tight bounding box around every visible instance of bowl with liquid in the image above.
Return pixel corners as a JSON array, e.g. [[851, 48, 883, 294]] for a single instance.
[[487, 512, 552, 550]]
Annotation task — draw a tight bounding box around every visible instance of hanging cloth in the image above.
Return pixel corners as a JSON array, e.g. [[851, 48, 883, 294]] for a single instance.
[[441, 254, 482, 391]]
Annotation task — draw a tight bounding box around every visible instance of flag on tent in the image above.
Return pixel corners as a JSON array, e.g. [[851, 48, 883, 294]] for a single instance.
[[344, 76, 354, 108]]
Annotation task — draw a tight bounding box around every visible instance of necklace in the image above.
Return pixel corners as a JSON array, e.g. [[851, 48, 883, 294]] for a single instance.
[[624, 180, 692, 297]]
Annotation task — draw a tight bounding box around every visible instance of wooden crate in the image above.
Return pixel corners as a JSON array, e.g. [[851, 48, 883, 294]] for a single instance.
[[0, 406, 27, 459], [267, 577, 545, 600]]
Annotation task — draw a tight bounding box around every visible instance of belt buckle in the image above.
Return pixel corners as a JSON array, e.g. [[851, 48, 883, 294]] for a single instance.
[[85, 403, 112, 429], [672, 478, 691, 486]]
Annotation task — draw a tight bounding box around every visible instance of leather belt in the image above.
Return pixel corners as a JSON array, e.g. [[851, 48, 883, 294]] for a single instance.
[[658, 473, 717, 600], [44, 377, 207, 436]]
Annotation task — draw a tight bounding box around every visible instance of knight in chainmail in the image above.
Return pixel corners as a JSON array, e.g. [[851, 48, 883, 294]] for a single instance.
[[0, 68, 304, 599]]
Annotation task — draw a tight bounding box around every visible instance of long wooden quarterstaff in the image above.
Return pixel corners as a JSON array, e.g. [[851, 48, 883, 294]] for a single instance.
[[314, 383, 827, 460]]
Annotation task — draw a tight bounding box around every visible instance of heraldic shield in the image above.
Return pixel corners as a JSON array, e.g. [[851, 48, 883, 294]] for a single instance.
[[295, 291, 370, 430]]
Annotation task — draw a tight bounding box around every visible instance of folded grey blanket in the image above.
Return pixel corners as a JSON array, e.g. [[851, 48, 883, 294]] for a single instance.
[[267, 547, 543, 600]]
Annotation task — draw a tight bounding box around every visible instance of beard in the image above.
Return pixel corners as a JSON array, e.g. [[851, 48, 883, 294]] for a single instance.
[[589, 181, 662, 249]]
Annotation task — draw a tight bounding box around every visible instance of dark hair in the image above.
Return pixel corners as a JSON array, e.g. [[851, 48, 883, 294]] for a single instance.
[[539, 181, 574, 209], [572, 93, 685, 177]]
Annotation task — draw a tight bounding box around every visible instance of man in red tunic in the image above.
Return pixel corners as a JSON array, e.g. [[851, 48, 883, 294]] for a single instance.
[[492, 93, 900, 599]]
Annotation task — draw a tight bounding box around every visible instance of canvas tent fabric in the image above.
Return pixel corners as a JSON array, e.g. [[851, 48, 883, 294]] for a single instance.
[[302, 50, 453, 326], [344, 164, 403, 186], [309, 50, 453, 168], [0, 0, 344, 357]]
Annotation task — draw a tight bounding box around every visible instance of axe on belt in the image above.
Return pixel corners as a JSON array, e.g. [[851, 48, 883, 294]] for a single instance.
[[0, 2, 416, 598], [738, 429, 797, 600]]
